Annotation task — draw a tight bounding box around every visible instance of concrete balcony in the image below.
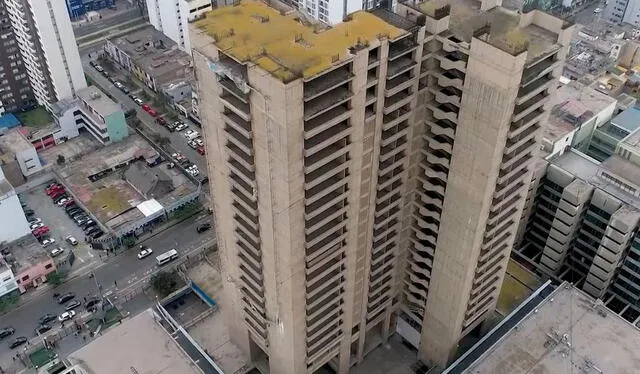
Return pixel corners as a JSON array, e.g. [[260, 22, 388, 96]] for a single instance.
[[305, 192, 347, 222], [385, 75, 415, 97], [428, 137, 453, 154], [220, 93, 251, 122], [304, 87, 351, 121], [220, 78, 249, 104], [305, 175, 347, 204], [425, 152, 451, 169], [304, 105, 351, 139], [428, 102, 458, 123], [228, 161, 256, 189], [304, 159, 349, 189], [413, 214, 439, 234], [223, 111, 252, 139], [387, 57, 417, 79], [226, 143, 254, 172], [304, 66, 352, 102], [304, 145, 349, 174], [383, 91, 414, 115], [435, 72, 463, 90], [429, 121, 456, 139], [304, 123, 350, 157], [305, 206, 348, 236], [306, 230, 347, 262]]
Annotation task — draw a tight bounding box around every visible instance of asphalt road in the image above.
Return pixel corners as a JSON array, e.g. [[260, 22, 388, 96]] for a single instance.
[[570, 0, 605, 25], [72, 8, 143, 38], [0, 213, 214, 359], [80, 53, 209, 179]]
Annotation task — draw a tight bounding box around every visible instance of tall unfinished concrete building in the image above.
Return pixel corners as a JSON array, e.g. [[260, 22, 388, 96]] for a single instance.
[[191, 0, 573, 372]]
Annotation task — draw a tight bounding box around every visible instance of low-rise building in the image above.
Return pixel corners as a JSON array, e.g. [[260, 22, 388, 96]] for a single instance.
[[0, 260, 19, 299], [52, 86, 129, 145], [587, 104, 640, 161], [444, 282, 640, 374], [104, 26, 194, 96], [541, 81, 617, 159], [0, 168, 31, 242], [1, 237, 55, 293], [0, 129, 43, 176]]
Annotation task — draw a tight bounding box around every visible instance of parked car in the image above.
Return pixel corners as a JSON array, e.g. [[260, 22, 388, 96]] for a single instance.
[[32, 226, 50, 237], [50, 189, 66, 199], [58, 310, 76, 322], [70, 211, 86, 219], [124, 109, 136, 118], [183, 129, 197, 139], [35, 324, 52, 335], [50, 247, 64, 257], [85, 297, 101, 310], [62, 199, 76, 208], [46, 185, 64, 196], [187, 140, 198, 149], [75, 216, 90, 225], [65, 235, 78, 246], [114, 81, 123, 89], [38, 314, 57, 325], [94, 65, 104, 73], [90, 231, 104, 239], [80, 220, 94, 229], [28, 217, 42, 224], [147, 108, 158, 117], [196, 146, 205, 155], [132, 97, 144, 106], [174, 122, 188, 131], [196, 223, 211, 233], [53, 194, 69, 204], [85, 226, 101, 236], [56, 197, 72, 206], [9, 336, 27, 349], [30, 222, 44, 230], [137, 246, 153, 259], [65, 300, 81, 311], [156, 117, 167, 126], [57, 292, 75, 304], [119, 85, 130, 94], [23, 209, 34, 216], [0, 327, 15, 339], [40, 238, 56, 247]]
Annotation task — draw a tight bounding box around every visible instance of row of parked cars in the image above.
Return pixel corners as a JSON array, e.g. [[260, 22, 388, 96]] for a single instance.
[[46, 183, 104, 240], [22, 192, 57, 248], [156, 117, 206, 156], [169, 152, 200, 177]]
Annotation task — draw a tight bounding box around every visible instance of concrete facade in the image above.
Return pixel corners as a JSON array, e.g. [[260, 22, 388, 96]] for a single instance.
[[0, 168, 31, 242], [193, 0, 572, 372], [0, 264, 18, 298], [514, 149, 640, 326], [145, 0, 214, 54]]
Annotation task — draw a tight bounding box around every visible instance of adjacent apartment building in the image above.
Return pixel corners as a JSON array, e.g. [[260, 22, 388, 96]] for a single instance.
[[0, 0, 35, 114], [3, 0, 86, 110], [192, 0, 573, 372], [145, 0, 215, 53]]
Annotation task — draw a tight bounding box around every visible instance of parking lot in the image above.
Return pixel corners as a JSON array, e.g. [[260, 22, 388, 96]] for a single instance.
[[21, 182, 101, 267]]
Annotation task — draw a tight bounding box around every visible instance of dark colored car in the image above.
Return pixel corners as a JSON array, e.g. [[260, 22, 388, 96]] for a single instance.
[[81, 220, 95, 229], [53, 194, 68, 204], [66, 206, 81, 214], [156, 117, 167, 126], [65, 300, 81, 311], [9, 336, 27, 349], [0, 327, 15, 339], [124, 109, 136, 118], [57, 292, 75, 304], [196, 223, 211, 233], [34, 324, 52, 335], [39, 314, 57, 324], [70, 211, 86, 220], [23, 209, 34, 215], [86, 227, 101, 236], [90, 231, 104, 239]]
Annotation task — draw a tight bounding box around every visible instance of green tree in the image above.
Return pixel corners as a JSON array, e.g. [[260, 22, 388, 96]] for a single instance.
[[56, 154, 66, 165], [46, 271, 66, 286], [151, 271, 181, 297], [0, 291, 20, 313], [151, 133, 171, 148]]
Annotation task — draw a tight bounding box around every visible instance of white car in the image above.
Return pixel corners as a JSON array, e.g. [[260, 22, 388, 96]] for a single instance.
[[50, 247, 65, 257], [65, 235, 78, 246], [187, 140, 198, 149], [29, 218, 42, 225], [186, 131, 200, 141], [195, 138, 204, 147], [56, 197, 71, 206], [137, 247, 154, 259], [30, 222, 44, 230], [133, 98, 144, 106], [594, 7, 602, 13], [41, 238, 56, 247], [58, 310, 76, 322], [183, 129, 196, 139], [175, 123, 188, 131]]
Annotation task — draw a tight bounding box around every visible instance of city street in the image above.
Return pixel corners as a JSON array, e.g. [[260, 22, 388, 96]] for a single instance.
[[80, 52, 209, 179], [0, 213, 214, 360], [72, 7, 144, 38]]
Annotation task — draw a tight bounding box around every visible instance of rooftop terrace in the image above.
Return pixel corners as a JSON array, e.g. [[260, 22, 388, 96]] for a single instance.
[[413, 0, 563, 62], [193, 1, 406, 81], [76, 86, 122, 118]]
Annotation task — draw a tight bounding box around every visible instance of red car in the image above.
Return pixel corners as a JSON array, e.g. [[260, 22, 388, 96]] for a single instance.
[[196, 146, 205, 155], [32, 226, 49, 237], [46, 185, 63, 196], [142, 104, 151, 112], [50, 189, 66, 199], [62, 199, 75, 207], [156, 117, 167, 126], [147, 109, 158, 117]]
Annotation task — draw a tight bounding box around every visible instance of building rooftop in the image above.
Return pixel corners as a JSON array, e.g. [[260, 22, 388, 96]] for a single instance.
[[545, 81, 616, 142], [76, 86, 122, 118], [611, 105, 640, 132], [0, 113, 21, 130], [68, 309, 203, 374], [0, 129, 33, 161], [1, 236, 51, 275], [412, 0, 564, 62], [457, 282, 640, 374], [193, 0, 406, 81], [552, 150, 640, 208], [109, 26, 194, 88]]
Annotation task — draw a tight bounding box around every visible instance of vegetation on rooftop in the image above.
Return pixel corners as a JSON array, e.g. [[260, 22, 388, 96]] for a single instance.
[[86, 185, 133, 217], [18, 106, 52, 128]]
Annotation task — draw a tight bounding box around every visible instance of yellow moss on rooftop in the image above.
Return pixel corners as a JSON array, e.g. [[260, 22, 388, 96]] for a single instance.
[[194, 0, 405, 80]]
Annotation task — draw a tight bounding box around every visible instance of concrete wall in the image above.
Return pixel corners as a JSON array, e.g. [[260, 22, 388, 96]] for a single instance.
[[0, 193, 31, 243], [15, 257, 56, 292], [0, 266, 18, 298]]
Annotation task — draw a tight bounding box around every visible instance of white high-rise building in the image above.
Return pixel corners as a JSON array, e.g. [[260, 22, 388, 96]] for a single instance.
[[146, 0, 215, 54], [3, 0, 86, 110]]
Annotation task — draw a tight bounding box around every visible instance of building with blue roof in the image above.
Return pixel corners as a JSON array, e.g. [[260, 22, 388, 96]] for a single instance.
[[588, 105, 640, 161], [0, 114, 21, 131]]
